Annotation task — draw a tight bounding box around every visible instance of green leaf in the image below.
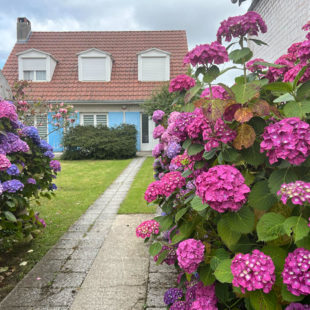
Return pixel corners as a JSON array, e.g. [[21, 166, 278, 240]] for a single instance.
[[281, 285, 305, 302], [185, 84, 201, 103], [293, 65, 308, 90], [175, 207, 189, 222], [283, 216, 310, 242], [254, 61, 286, 69], [171, 222, 195, 244], [248, 180, 277, 211], [297, 80, 310, 100], [5, 200, 16, 208], [149, 242, 162, 256], [195, 66, 206, 78], [262, 245, 287, 272], [191, 195, 207, 211], [256, 212, 286, 242], [4, 211, 17, 222], [221, 148, 241, 162], [248, 117, 267, 135], [217, 218, 241, 249], [182, 139, 192, 150], [182, 169, 193, 178], [268, 168, 299, 195], [222, 206, 255, 234], [283, 101, 310, 118], [215, 283, 234, 304], [263, 82, 293, 93], [241, 142, 266, 167], [249, 290, 279, 310], [203, 148, 217, 160], [231, 82, 260, 104], [187, 143, 204, 156], [296, 235, 310, 250], [210, 248, 231, 270], [155, 250, 169, 265], [248, 38, 268, 46], [214, 259, 233, 283], [203, 65, 220, 83], [154, 215, 173, 231], [197, 265, 215, 285], [273, 93, 295, 103], [229, 48, 253, 64]]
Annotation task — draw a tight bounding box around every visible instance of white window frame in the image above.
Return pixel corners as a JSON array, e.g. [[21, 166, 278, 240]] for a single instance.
[[25, 114, 48, 141], [81, 113, 108, 127], [23, 70, 47, 81], [77, 48, 112, 82], [138, 48, 170, 82]]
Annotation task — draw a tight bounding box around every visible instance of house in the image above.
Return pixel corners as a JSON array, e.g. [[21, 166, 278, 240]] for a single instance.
[[248, 0, 310, 61], [2, 18, 188, 152]]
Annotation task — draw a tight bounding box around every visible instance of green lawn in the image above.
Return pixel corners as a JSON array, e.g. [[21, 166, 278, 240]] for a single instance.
[[118, 157, 157, 214], [0, 159, 131, 301]]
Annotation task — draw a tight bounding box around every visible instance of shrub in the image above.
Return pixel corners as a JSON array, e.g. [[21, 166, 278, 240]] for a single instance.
[[62, 124, 137, 160], [0, 99, 59, 249], [138, 11, 310, 310]]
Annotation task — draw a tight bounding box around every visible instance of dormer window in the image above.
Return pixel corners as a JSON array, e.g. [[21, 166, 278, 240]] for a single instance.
[[78, 48, 112, 82], [138, 48, 170, 81], [17, 49, 57, 82]]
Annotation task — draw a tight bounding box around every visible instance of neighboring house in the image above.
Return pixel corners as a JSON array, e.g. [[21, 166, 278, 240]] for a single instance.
[[2, 17, 188, 152], [248, 0, 310, 62]]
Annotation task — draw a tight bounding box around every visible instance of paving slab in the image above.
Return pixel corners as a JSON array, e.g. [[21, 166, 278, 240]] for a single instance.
[[0, 157, 145, 310]]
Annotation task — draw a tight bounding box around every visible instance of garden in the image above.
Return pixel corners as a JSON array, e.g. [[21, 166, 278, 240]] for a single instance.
[[137, 11, 310, 310]]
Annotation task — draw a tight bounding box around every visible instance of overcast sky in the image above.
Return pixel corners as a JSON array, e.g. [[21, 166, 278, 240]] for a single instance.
[[0, 0, 250, 69]]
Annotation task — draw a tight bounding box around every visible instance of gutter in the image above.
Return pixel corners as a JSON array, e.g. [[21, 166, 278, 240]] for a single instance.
[[26, 100, 145, 105]]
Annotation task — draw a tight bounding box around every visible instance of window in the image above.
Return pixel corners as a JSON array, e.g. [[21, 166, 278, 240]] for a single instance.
[[82, 114, 108, 127], [23, 70, 46, 81], [141, 114, 149, 143], [138, 48, 170, 82], [25, 114, 48, 139], [22, 58, 47, 81]]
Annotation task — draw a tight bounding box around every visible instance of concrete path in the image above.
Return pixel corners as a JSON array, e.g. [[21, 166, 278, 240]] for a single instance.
[[0, 157, 145, 310]]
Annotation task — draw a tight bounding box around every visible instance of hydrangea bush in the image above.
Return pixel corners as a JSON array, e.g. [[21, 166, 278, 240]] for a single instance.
[[138, 11, 310, 310], [0, 99, 60, 248]]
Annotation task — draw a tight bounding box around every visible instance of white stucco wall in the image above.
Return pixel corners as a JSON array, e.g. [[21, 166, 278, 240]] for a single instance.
[[248, 0, 310, 62]]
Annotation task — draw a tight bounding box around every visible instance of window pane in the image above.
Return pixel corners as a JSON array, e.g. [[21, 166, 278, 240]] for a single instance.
[[96, 114, 107, 126], [36, 71, 46, 81], [23, 71, 34, 81], [142, 114, 149, 143], [141, 57, 166, 81], [83, 115, 94, 126], [36, 114, 48, 139]]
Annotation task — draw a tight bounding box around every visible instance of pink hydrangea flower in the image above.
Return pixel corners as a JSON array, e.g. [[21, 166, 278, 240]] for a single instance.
[[265, 54, 295, 82], [144, 180, 163, 202], [217, 11, 267, 43], [168, 111, 181, 124], [160, 171, 186, 197], [195, 165, 250, 212], [283, 64, 310, 84], [176, 239, 205, 273], [200, 85, 230, 100], [153, 125, 165, 139], [297, 39, 310, 63], [152, 143, 164, 158], [288, 42, 303, 59], [0, 100, 18, 122], [170, 112, 195, 141], [169, 75, 196, 93], [0, 154, 11, 171], [231, 249, 276, 294], [203, 119, 237, 152], [152, 110, 165, 123], [260, 117, 310, 165], [184, 41, 229, 66], [136, 220, 160, 239], [246, 58, 267, 72], [282, 248, 310, 296], [277, 181, 310, 205], [186, 108, 211, 140]]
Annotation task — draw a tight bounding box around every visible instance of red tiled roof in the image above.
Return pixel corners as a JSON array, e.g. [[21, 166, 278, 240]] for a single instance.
[[2, 31, 188, 102]]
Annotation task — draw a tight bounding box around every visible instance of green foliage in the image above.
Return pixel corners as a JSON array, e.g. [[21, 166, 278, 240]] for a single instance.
[[256, 213, 286, 241], [248, 181, 277, 211], [62, 124, 137, 160]]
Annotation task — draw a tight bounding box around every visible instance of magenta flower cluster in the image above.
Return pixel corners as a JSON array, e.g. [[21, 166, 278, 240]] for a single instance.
[[277, 181, 310, 205], [169, 74, 196, 93], [170, 301, 187, 310], [176, 239, 205, 273], [231, 249, 275, 294], [200, 85, 230, 100], [136, 220, 160, 239], [0, 154, 11, 171], [50, 160, 61, 172], [152, 110, 165, 124], [217, 11, 267, 43], [153, 125, 165, 139], [184, 41, 229, 66], [286, 303, 310, 310], [0, 100, 18, 122], [195, 165, 250, 213], [282, 248, 310, 296], [189, 282, 217, 310], [260, 117, 310, 165], [246, 58, 266, 72]]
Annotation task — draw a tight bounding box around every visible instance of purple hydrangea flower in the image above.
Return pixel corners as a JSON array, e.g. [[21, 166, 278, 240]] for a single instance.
[[282, 248, 310, 296], [50, 160, 61, 172], [0, 132, 30, 154], [49, 183, 57, 191], [152, 143, 164, 158], [6, 164, 20, 176], [170, 301, 187, 310], [21, 126, 41, 144], [166, 142, 181, 159], [286, 303, 310, 310], [152, 110, 165, 123], [163, 288, 183, 305], [27, 178, 36, 184], [2, 179, 24, 193], [44, 151, 55, 159], [39, 140, 53, 151]]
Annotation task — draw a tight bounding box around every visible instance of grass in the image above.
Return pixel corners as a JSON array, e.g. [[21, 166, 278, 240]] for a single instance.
[[0, 159, 131, 301], [118, 157, 157, 214]]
